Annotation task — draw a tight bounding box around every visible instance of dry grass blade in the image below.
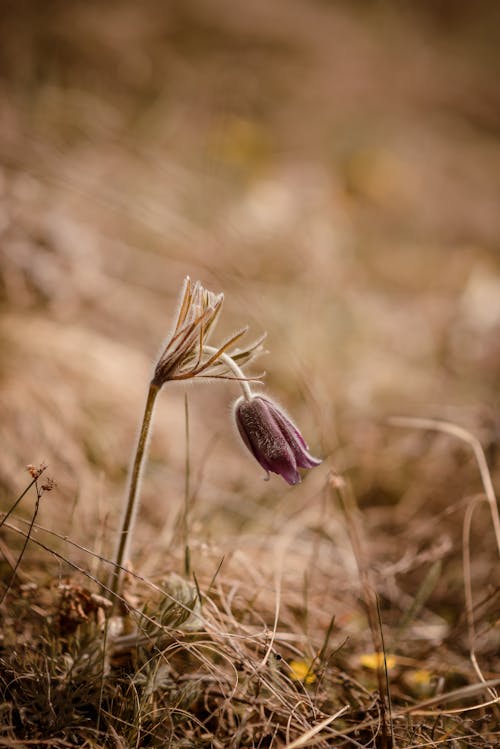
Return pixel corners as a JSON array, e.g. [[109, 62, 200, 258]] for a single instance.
[[462, 494, 497, 698], [396, 677, 500, 715], [329, 473, 394, 748], [2, 519, 211, 635], [388, 417, 500, 555], [312, 678, 500, 742], [283, 705, 350, 749], [389, 416, 500, 700]]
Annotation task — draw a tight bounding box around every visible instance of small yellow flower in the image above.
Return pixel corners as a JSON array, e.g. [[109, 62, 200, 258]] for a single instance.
[[405, 669, 434, 696], [359, 652, 397, 671], [410, 668, 432, 685], [289, 659, 316, 684]]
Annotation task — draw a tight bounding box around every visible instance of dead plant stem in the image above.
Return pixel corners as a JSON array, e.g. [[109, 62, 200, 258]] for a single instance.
[[329, 473, 393, 748], [388, 416, 500, 556], [0, 478, 43, 604], [0, 471, 44, 530]]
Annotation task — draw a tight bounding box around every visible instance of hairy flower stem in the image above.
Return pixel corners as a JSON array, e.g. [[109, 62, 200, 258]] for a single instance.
[[203, 346, 254, 401], [109, 381, 160, 602], [109, 347, 252, 602], [183, 392, 191, 577]]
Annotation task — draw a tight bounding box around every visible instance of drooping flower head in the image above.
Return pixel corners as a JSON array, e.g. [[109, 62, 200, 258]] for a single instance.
[[152, 277, 264, 387], [235, 395, 321, 485]]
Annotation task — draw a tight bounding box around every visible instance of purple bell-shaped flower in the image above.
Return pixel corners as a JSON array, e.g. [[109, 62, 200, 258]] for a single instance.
[[235, 396, 322, 485]]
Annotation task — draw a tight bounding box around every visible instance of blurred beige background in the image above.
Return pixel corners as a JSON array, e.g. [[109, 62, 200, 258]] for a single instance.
[[1, 0, 499, 580]]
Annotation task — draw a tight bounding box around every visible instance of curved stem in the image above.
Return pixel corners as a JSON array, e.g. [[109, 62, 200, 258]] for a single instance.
[[109, 346, 251, 602], [109, 381, 160, 601], [203, 346, 253, 401], [388, 416, 500, 556], [0, 480, 43, 605]]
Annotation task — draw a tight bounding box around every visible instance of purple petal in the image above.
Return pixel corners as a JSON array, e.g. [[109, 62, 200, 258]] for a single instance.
[[258, 397, 322, 471], [259, 397, 309, 450], [295, 451, 322, 469], [275, 460, 301, 485], [235, 397, 301, 484], [235, 404, 271, 478]]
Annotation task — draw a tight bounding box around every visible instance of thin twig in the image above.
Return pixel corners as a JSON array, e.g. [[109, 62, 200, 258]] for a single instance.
[[389, 416, 499, 698], [329, 473, 392, 748], [0, 478, 44, 605], [0, 470, 44, 529], [462, 494, 497, 698]]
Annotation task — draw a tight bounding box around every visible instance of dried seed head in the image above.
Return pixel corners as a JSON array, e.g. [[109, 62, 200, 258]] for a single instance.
[[152, 277, 263, 387], [26, 463, 47, 480], [40, 477, 57, 492]]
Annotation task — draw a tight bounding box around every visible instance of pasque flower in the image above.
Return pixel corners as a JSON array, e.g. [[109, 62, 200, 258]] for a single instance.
[[111, 276, 263, 601], [110, 274, 320, 604], [235, 396, 321, 485]]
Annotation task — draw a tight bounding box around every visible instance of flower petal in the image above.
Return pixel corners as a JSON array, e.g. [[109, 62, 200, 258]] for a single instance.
[[235, 397, 300, 484], [258, 397, 322, 470]]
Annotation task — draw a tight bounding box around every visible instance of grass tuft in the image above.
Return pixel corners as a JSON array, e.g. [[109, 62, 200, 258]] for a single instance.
[[1, 458, 499, 747]]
